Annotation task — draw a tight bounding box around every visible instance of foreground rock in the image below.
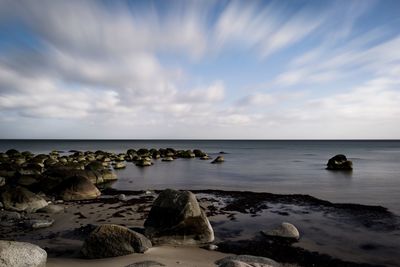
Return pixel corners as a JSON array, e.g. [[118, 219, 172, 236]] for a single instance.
[[81, 224, 152, 259], [57, 176, 101, 201], [326, 154, 353, 170], [24, 219, 55, 229], [144, 189, 214, 245], [0, 240, 47, 267], [261, 222, 300, 240], [216, 255, 280, 267], [1, 186, 48, 213]]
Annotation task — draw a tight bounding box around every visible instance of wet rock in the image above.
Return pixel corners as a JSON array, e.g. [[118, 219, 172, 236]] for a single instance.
[[37, 204, 64, 214], [1, 186, 48, 213], [136, 159, 152, 167], [161, 157, 174, 162], [216, 255, 280, 267], [0, 210, 22, 221], [177, 150, 195, 158], [57, 176, 101, 201], [261, 222, 300, 240], [0, 240, 47, 267], [211, 156, 224, 164], [202, 244, 218, 251], [326, 154, 353, 170], [144, 189, 214, 245], [25, 219, 55, 229], [118, 194, 127, 201], [0, 176, 5, 187], [81, 224, 152, 259], [113, 161, 126, 169], [193, 149, 207, 157], [200, 155, 211, 160]]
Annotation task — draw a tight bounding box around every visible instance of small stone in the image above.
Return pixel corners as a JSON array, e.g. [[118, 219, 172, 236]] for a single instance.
[[118, 194, 127, 201], [25, 219, 55, 229]]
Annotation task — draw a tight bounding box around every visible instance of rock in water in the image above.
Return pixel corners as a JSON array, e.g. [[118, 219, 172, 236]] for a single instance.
[[261, 222, 300, 240], [144, 189, 214, 245], [57, 176, 101, 201], [0, 240, 47, 267], [211, 156, 224, 164], [1, 186, 48, 213], [326, 154, 353, 170], [81, 224, 152, 259], [216, 255, 280, 267]]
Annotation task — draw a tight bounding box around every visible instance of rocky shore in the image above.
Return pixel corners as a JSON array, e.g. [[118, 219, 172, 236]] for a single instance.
[[0, 148, 399, 267]]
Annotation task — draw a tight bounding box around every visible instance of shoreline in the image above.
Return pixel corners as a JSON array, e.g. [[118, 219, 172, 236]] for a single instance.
[[1, 188, 399, 266]]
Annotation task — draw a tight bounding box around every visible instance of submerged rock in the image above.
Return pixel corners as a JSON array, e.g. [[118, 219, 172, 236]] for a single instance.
[[144, 189, 214, 245], [261, 222, 300, 240], [1, 186, 48, 213], [326, 154, 353, 170], [57, 176, 101, 201], [161, 157, 174, 162], [0, 240, 47, 267], [136, 159, 152, 167], [211, 156, 224, 164], [81, 224, 152, 259], [113, 161, 126, 169]]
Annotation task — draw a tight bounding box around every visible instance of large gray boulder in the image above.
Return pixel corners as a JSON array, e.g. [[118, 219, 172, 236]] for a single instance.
[[1, 186, 48, 213], [144, 189, 214, 245], [81, 224, 152, 259], [57, 176, 101, 201], [0, 240, 47, 267], [216, 255, 280, 267]]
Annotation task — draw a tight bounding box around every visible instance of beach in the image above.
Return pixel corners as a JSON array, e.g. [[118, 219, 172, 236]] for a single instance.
[[1, 141, 400, 267]]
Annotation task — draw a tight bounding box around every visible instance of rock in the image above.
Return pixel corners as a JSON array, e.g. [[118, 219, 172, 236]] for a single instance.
[[118, 194, 127, 201], [37, 204, 64, 214], [261, 222, 300, 240], [136, 159, 152, 167], [177, 150, 195, 158], [193, 149, 207, 157], [0, 210, 22, 221], [216, 255, 280, 267], [0, 240, 47, 267], [202, 244, 218, 251], [57, 176, 101, 201], [0, 176, 5, 187], [144, 189, 214, 245], [211, 156, 224, 164], [200, 155, 211, 160], [113, 161, 126, 169], [161, 157, 174, 162], [326, 154, 353, 170], [81, 224, 152, 259], [25, 219, 54, 229], [125, 261, 166, 267], [1, 186, 48, 213]]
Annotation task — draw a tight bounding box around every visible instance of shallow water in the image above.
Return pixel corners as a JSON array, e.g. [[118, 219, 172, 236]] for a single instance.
[[1, 140, 400, 214]]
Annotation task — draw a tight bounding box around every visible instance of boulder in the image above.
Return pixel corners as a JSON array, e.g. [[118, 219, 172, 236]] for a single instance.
[[0, 240, 47, 267], [216, 255, 280, 267], [161, 157, 174, 162], [1, 186, 48, 213], [144, 189, 214, 245], [57, 176, 101, 201], [326, 154, 352, 170], [211, 156, 224, 164], [261, 222, 300, 240], [37, 204, 64, 214], [136, 159, 152, 167], [113, 161, 126, 169], [81, 224, 152, 259]]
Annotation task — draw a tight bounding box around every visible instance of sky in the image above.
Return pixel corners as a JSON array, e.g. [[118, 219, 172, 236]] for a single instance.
[[0, 0, 400, 139]]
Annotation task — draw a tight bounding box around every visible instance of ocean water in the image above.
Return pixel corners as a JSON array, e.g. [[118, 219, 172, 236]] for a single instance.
[[1, 140, 400, 214]]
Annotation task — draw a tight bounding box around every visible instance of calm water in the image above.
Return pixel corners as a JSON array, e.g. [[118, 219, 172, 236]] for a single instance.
[[1, 140, 400, 214]]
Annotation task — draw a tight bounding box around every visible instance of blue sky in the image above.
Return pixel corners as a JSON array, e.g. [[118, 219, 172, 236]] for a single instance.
[[0, 0, 400, 139]]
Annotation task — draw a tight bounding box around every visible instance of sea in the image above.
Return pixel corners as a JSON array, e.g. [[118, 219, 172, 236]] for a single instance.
[[1, 139, 399, 214]]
